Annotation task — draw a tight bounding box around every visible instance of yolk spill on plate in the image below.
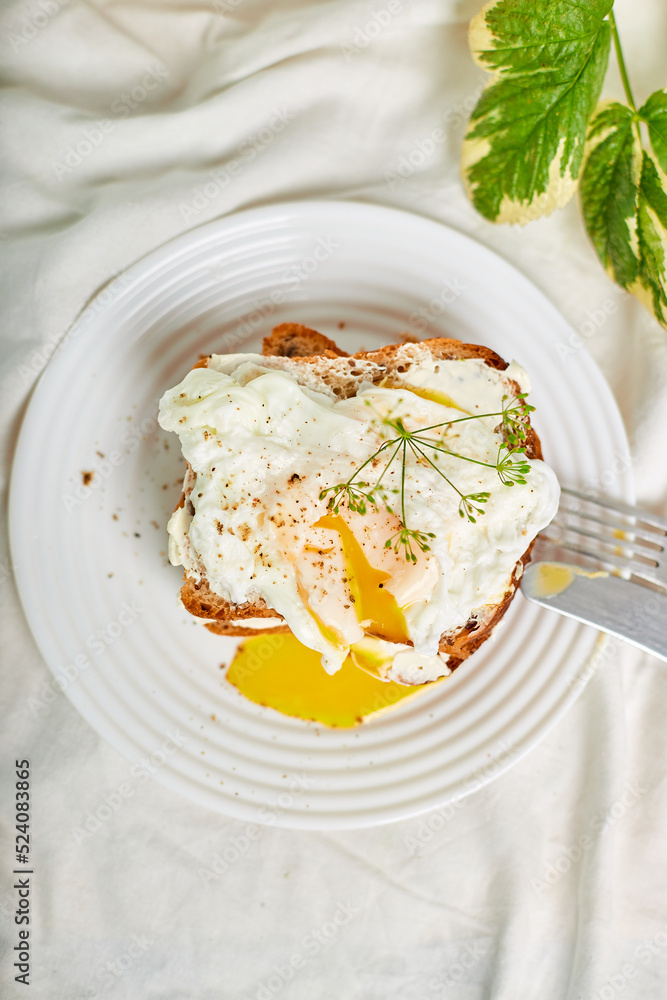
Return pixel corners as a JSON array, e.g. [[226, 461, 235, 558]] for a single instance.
[[314, 513, 408, 644], [226, 633, 424, 727], [228, 507, 428, 726], [531, 562, 609, 598]]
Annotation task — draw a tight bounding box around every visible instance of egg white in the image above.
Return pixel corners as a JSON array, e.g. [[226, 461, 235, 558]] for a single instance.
[[158, 354, 560, 678]]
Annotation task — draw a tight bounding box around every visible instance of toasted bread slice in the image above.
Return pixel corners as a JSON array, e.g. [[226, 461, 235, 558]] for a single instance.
[[262, 323, 349, 358], [176, 324, 542, 670]]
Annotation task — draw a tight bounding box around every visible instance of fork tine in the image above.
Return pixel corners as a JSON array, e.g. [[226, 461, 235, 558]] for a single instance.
[[561, 487, 667, 535], [555, 506, 665, 550], [541, 487, 667, 590], [546, 521, 660, 566], [539, 534, 659, 580]]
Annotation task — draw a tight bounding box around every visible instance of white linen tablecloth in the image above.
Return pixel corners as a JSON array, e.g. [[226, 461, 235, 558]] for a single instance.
[[1, 1, 667, 997]]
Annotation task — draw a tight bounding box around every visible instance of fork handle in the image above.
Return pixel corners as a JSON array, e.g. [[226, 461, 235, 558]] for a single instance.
[[521, 564, 667, 663]]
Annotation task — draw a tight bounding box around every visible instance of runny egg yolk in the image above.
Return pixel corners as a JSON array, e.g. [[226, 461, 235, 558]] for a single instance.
[[313, 513, 408, 645], [295, 578, 347, 650], [227, 514, 423, 727], [225, 515, 426, 725], [226, 633, 422, 727], [399, 385, 469, 412]]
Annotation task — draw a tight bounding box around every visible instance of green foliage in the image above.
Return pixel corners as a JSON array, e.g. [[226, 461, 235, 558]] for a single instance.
[[640, 89, 667, 172], [462, 3, 667, 328], [580, 102, 641, 291], [319, 400, 533, 562], [635, 151, 667, 326], [580, 100, 667, 326], [463, 0, 612, 224]]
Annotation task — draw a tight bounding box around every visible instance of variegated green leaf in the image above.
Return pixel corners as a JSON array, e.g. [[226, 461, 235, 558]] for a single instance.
[[462, 0, 613, 225], [633, 153, 667, 327], [580, 102, 641, 290], [581, 103, 667, 328], [639, 89, 667, 174]]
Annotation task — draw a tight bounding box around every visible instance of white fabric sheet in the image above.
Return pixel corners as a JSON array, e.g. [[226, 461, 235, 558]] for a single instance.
[[1, 1, 667, 997]]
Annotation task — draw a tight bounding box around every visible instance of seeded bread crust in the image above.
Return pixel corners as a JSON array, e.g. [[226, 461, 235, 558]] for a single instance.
[[176, 323, 541, 674]]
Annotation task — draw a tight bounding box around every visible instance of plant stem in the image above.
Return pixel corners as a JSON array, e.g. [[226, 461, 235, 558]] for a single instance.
[[413, 437, 498, 470], [409, 441, 463, 499], [417, 410, 502, 434], [400, 441, 408, 526], [343, 438, 392, 486], [374, 440, 402, 490], [609, 11, 636, 111]]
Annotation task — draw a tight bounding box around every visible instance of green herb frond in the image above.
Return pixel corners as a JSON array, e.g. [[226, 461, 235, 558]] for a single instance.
[[500, 393, 535, 449], [385, 527, 436, 564], [458, 492, 491, 523], [496, 446, 531, 486], [320, 391, 535, 560]]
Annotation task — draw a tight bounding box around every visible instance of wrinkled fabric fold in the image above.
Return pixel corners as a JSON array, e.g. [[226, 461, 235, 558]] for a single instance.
[[1, 1, 667, 998]]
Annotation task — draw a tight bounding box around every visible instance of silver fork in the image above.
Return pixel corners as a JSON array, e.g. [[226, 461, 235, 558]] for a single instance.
[[521, 487, 667, 661]]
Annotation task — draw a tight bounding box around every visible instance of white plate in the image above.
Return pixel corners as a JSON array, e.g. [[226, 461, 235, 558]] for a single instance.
[[9, 201, 632, 829]]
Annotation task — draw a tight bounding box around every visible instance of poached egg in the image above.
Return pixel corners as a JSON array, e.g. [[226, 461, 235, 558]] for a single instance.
[[158, 350, 560, 683]]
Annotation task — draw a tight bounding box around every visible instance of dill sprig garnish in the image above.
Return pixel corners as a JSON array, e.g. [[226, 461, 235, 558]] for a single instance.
[[318, 392, 534, 562]]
